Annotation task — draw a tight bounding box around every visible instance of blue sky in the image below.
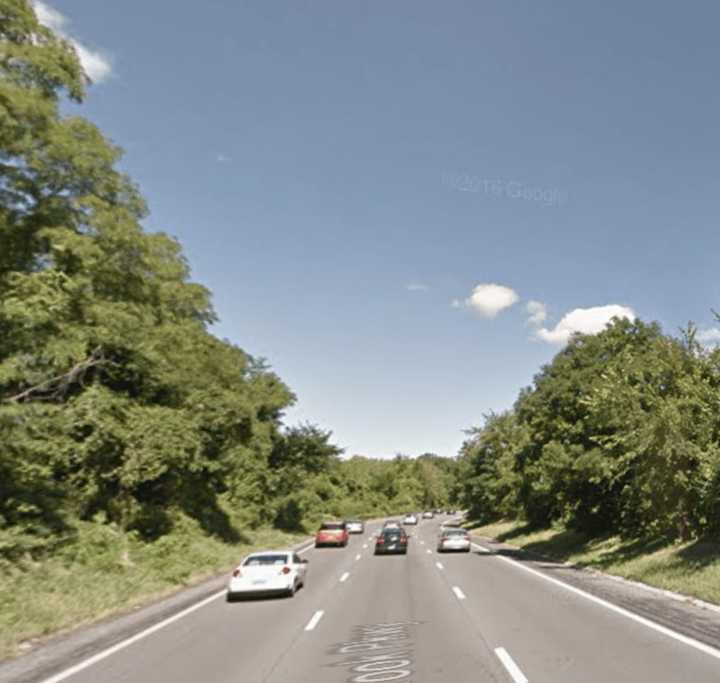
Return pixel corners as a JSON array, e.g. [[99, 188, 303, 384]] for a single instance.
[[40, 0, 720, 457]]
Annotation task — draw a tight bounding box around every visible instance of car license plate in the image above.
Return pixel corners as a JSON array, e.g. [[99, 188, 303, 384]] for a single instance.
[[388, 544, 396, 550], [252, 579, 267, 585]]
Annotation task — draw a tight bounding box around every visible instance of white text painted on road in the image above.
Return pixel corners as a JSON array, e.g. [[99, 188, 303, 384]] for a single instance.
[[495, 647, 528, 683]]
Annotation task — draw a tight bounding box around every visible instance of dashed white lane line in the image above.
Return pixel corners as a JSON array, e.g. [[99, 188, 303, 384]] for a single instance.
[[435, 562, 444, 570], [355, 553, 362, 561], [472, 541, 720, 662], [420, 540, 425, 545], [304, 610, 325, 631], [362, 544, 368, 549], [495, 647, 528, 683], [426, 549, 432, 554], [452, 586, 466, 601], [339, 572, 350, 583]]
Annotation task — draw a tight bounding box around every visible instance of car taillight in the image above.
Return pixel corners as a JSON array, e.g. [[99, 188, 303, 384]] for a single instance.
[[232, 568, 241, 577], [376, 536, 384, 544], [280, 566, 291, 575]]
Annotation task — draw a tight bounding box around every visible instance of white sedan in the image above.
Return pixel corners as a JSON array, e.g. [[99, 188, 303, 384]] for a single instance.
[[437, 529, 471, 553], [403, 514, 418, 525], [227, 551, 308, 600]]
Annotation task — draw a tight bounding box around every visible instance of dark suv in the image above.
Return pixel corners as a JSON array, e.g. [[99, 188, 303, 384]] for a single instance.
[[374, 527, 409, 555]]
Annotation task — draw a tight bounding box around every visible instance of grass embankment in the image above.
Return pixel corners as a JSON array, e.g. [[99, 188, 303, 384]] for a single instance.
[[470, 519, 720, 606], [0, 516, 308, 660]]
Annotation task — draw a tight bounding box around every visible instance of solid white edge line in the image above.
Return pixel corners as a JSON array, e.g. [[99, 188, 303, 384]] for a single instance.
[[471, 542, 720, 662], [304, 610, 325, 631], [495, 647, 528, 683], [452, 586, 466, 601], [41, 590, 226, 683], [41, 539, 317, 683], [436, 562, 444, 570], [339, 572, 350, 583]]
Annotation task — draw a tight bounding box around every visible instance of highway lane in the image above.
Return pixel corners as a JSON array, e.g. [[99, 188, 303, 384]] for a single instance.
[[259, 522, 507, 682], [418, 521, 720, 682], [12, 516, 720, 682], [40, 524, 383, 683]]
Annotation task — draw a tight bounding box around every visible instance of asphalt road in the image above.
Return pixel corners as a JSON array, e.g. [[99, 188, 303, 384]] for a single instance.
[[10, 517, 720, 682]]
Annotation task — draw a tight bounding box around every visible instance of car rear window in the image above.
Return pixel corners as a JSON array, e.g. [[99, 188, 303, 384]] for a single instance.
[[443, 529, 467, 537], [243, 554, 288, 566], [320, 522, 345, 530]]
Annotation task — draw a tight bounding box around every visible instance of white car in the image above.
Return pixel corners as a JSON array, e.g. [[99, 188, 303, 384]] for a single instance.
[[227, 551, 308, 600], [437, 528, 471, 553], [403, 514, 418, 525], [422, 511, 434, 519], [346, 519, 365, 534]]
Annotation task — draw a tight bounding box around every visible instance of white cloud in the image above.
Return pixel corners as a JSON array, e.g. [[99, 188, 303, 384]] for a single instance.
[[458, 283, 519, 318], [697, 328, 720, 346], [405, 283, 429, 292], [33, 2, 112, 83], [33, 0, 65, 31], [536, 304, 635, 345], [450, 299, 462, 309], [526, 300, 547, 326]]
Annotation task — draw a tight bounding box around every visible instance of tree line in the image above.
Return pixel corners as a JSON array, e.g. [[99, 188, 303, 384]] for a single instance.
[[0, 1, 455, 565], [454, 318, 720, 540]]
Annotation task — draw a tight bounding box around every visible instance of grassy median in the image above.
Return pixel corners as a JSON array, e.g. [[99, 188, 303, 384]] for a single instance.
[[0, 516, 307, 660], [469, 520, 720, 606]]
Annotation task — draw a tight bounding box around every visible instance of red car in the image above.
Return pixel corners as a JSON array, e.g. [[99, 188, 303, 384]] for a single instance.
[[315, 521, 349, 547]]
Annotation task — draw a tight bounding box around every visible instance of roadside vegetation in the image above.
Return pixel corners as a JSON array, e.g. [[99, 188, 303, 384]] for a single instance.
[[454, 318, 720, 602], [470, 520, 720, 606], [0, 2, 457, 659]]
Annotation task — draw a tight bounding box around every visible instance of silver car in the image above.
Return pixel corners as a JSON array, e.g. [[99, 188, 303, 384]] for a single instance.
[[437, 528, 471, 553]]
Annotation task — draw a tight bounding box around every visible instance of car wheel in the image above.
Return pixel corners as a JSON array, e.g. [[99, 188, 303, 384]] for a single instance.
[[287, 581, 297, 598], [226, 592, 235, 603]]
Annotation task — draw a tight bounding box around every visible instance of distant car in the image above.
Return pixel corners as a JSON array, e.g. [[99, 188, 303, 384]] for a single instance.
[[441, 518, 463, 529], [227, 551, 308, 600], [346, 519, 364, 534], [315, 521, 349, 547], [383, 520, 402, 529], [422, 511, 434, 519], [402, 513, 418, 525], [437, 528, 471, 553], [375, 527, 409, 555]]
